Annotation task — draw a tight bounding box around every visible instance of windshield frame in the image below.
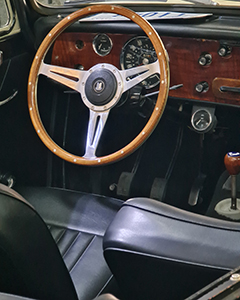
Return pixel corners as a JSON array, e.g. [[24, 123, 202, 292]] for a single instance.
[[30, 0, 240, 16]]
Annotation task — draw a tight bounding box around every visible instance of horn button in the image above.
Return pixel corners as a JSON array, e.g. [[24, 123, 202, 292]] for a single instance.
[[85, 69, 117, 106]]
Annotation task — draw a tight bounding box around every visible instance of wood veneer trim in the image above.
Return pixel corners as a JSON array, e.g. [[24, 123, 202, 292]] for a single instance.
[[212, 77, 240, 101]]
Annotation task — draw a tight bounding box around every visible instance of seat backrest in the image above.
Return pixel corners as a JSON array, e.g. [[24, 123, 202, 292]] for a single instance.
[[0, 184, 78, 300]]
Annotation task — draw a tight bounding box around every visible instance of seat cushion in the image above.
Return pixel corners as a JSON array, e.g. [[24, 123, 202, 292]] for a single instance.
[[104, 197, 240, 269], [103, 197, 240, 299], [17, 187, 123, 300]]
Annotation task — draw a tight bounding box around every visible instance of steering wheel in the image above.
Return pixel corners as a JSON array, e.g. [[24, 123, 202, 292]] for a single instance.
[[28, 5, 169, 166]]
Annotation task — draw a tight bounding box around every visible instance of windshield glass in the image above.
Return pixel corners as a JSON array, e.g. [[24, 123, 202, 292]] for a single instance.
[[36, 0, 240, 7]]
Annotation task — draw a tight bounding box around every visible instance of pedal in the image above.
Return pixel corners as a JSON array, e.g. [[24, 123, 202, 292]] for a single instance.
[[117, 172, 135, 197], [150, 178, 168, 201], [188, 173, 206, 206]]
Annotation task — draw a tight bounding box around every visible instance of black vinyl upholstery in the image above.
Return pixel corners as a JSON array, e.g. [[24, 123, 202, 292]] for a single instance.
[[0, 184, 77, 300], [104, 198, 240, 300], [18, 187, 123, 300], [0, 292, 119, 300], [0, 184, 123, 300]]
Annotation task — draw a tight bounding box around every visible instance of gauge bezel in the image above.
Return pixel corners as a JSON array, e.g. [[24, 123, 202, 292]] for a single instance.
[[92, 33, 113, 57], [191, 108, 213, 132], [120, 36, 160, 90]]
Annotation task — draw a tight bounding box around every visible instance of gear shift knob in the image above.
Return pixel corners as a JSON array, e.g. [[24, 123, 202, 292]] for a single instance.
[[224, 152, 240, 210], [224, 152, 240, 175]]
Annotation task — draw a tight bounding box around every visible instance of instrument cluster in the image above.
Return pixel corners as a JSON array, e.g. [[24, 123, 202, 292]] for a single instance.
[[51, 31, 240, 108], [92, 34, 159, 90]]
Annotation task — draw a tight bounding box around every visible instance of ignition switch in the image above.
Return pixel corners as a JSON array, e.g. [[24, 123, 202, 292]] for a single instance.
[[195, 81, 209, 93]]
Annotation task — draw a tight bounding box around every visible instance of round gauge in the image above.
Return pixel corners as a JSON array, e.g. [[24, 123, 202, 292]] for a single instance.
[[120, 36, 160, 89], [93, 34, 113, 57], [191, 109, 212, 132]]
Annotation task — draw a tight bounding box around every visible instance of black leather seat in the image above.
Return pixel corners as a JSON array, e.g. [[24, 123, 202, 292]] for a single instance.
[[0, 184, 123, 300], [104, 198, 240, 300]]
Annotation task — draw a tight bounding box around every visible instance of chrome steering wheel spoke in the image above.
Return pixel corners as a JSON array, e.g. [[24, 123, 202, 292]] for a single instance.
[[83, 109, 110, 160], [39, 62, 87, 92], [120, 60, 160, 93]]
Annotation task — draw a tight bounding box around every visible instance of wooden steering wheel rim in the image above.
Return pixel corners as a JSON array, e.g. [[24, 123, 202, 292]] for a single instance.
[[28, 4, 169, 166]]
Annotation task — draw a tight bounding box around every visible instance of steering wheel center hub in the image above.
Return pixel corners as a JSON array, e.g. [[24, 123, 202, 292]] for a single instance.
[[81, 63, 123, 112], [85, 69, 117, 106]]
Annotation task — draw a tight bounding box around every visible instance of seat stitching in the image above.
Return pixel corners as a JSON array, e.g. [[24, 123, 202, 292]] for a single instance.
[[62, 231, 81, 258], [46, 222, 103, 237], [69, 235, 96, 273], [96, 274, 113, 297], [54, 228, 67, 244]]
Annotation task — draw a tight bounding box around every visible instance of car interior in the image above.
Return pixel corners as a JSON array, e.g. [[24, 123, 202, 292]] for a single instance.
[[1, 0, 240, 299]]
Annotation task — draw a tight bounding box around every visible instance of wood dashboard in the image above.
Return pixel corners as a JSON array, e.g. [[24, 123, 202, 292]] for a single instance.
[[51, 32, 240, 107]]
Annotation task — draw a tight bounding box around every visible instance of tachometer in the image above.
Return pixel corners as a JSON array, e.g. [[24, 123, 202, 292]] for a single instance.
[[120, 36, 160, 89]]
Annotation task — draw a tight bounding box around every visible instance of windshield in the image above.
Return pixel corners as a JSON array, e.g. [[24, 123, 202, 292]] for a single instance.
[[36, 0, 240, 7]]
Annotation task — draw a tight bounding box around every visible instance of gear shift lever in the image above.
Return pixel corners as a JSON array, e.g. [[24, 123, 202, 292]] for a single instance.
[[224, 152, 240, 209], [214, 152, 240, 220]]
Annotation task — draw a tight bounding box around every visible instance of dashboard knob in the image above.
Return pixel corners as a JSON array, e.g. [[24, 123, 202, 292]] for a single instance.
[[195, 81, 209, 93], [198, 53, 212, 66], [218, 45, 232, 57]]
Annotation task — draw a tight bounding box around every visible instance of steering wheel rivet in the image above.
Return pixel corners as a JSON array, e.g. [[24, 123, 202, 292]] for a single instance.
[[149, 32, 152, 35], [37, 130, 40, 133], [68, 16, 70, 20], [162, 80, 164, 84], [156, 107, 159, 111], [111, 6, 114, 10], [98, 159, 101, 162], [49, 33, 52, 37], [159, 52, 162, 56], [53, 149, 56, 152], [88, 8, 91, 11], [74, 159, 76, 162], [142, 131, 145, 135], [132, 15, 135, 18], [121, 150, 124, 154]]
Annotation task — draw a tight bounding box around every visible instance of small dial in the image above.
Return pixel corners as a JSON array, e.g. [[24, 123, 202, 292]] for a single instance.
[[191, 109, 212, 132], [120, 36, 159, 89], [93, 34, 113, 57]]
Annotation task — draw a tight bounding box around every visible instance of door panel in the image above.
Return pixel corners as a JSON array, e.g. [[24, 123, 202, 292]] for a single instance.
[[0, 0, 48, 186]]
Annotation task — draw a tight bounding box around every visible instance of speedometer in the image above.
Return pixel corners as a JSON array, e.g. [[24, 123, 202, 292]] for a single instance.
[[120, 36, 160, 89]]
